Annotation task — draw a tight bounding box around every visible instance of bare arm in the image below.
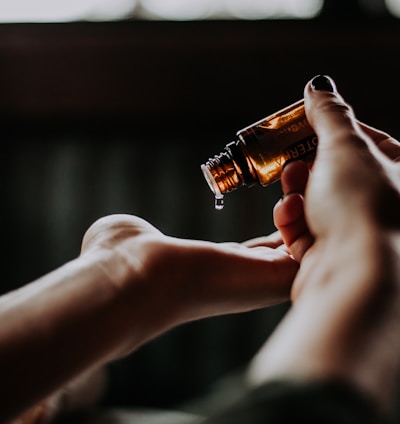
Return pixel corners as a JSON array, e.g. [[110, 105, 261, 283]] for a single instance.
[[1, 216, 298, 422]]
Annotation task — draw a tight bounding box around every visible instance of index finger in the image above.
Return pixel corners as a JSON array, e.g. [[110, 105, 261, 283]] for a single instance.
[[358, 122, 400, 162]]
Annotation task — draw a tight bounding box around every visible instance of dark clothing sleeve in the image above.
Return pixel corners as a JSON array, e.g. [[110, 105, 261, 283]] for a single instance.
[[201, 379, 384, 424]]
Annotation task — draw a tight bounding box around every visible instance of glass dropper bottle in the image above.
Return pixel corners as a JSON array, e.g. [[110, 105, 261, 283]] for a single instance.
[[201, 99, 317, 210]]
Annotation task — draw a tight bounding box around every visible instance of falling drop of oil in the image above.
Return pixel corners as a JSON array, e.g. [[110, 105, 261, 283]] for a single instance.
[[215, 195, 224, 210]]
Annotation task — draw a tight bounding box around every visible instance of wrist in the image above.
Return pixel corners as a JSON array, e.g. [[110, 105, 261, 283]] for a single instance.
[[80, 239, 183, 357], [249, 229, 400, 411]]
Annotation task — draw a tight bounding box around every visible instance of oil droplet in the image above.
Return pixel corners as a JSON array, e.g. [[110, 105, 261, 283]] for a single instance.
[[215, 195, 224, 210]]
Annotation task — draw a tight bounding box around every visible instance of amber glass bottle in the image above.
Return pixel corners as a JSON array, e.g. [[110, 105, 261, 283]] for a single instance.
[[201, 99, 317, 209]]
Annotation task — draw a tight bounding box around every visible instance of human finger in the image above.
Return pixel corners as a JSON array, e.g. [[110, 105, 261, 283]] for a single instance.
[[358, 122, 400, 162], [281, 160, 309, 196], [273, 193, 313, 262], [171, 238, 299, 323], [273, 161, 313, 261], [242, 230, 284, 249], [303, 75, 391, 231], [304, 75, 364, 151]]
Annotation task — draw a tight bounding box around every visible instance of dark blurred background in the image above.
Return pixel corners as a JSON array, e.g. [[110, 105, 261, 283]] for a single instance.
[[2, 0, 400, 419]]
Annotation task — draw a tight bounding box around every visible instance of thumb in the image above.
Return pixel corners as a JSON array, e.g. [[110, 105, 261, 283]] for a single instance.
[[304, 75, 394, 232], [304, 75, 364, 152]]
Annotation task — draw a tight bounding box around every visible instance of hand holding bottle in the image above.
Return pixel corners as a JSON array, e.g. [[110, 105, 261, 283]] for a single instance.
[[249, 75, 400, 414], [274, 75, 400, 300]]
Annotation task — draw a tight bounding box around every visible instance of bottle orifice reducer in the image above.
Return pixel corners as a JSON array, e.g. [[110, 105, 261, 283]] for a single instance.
[[201, 99, 317, 209]]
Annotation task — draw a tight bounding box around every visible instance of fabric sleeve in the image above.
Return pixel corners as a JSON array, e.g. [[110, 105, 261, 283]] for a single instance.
[[201, 379, 384, 424]]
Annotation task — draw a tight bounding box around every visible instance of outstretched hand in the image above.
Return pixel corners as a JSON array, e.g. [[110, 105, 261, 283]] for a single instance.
[[2, 201, 299, 424], [81, 214, 297, 338]]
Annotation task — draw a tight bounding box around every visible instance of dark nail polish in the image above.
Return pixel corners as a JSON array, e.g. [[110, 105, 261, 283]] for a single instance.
[[311, 75, 335, 92]]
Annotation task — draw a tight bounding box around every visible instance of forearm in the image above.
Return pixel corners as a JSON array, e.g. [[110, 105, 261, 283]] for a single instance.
[[13, 366, 108, 424], [248, 231, 400, 413], [0, 251, 150, 422]]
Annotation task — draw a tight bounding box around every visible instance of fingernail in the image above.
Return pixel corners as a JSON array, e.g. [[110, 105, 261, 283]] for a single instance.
[[311, 75, 336, 92]]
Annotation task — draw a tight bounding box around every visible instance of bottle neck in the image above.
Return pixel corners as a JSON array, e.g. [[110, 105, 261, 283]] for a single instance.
[[201, 141, 257, 196]]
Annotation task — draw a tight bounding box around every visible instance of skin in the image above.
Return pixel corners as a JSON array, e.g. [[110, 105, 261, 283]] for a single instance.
[[248, 76, 400, 415], [1, 214, 297, 423], [4, 75, 400, 423]]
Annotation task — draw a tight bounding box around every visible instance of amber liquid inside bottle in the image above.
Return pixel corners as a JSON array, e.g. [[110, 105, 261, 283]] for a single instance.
[[201, 99, 317, 208]]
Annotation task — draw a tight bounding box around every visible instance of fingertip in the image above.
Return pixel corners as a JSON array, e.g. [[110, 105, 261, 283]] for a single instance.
[[304, 75, 360, 148], [304, 74, 338, 103], [273, 192, 304, 230], [309, 74, 337, 93], [281, 160, 309, 196], [274, 193, 313, 262]]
